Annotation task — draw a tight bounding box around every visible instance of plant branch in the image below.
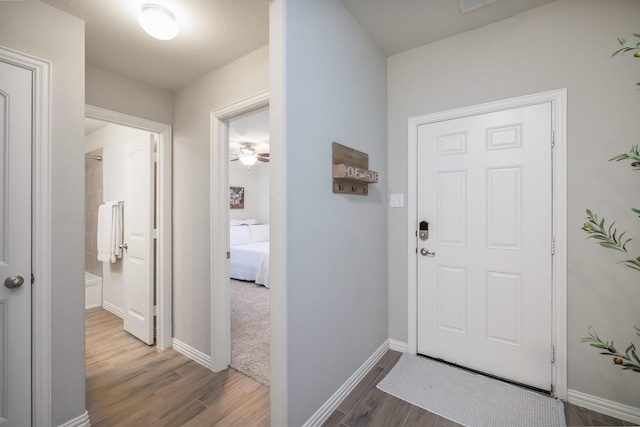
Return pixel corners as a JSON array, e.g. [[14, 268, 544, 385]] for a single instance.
[[581, 327, 640, 373], [610, 144, 640, 170], [582, 209, 631, 252], [612, 34, 640, 86]]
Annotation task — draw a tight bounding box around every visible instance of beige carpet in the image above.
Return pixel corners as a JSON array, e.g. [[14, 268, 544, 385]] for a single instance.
[[230, 279, 270, 385]]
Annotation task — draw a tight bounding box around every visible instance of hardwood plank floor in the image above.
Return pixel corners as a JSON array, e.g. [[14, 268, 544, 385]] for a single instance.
[[85, 308, 270, 426], [87, 310, 635, 427], [324, 350, 636, 427]]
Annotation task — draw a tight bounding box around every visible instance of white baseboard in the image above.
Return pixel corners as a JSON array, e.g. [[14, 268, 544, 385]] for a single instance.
[[58, 410, 90, 427], [389, 339, 408, 353], [172, 338, 212, 369], [567, 389, 640, 425], [102, 300, 124, 318], [302, 340, 390, 427]]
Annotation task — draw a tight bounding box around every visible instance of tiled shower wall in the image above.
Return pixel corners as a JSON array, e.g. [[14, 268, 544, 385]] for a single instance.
[[85, 148, 103, 277]]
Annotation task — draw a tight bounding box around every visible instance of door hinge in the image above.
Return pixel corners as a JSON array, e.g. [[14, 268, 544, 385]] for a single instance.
[[153, 228, 158, 239], [153, 306, 157, 316], [153, 152, 159, 163], [551, 237, 555, 255], [226, 251, 230, 259], [551, 130, 555, 148], [551, 345, 555, 363], [31, 273, 34, 285]]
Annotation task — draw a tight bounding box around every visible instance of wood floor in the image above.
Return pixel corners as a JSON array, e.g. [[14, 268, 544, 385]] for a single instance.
[[85, 308, 269, 426], [321, 351, 637, 427], [87, 310, 634, 427]]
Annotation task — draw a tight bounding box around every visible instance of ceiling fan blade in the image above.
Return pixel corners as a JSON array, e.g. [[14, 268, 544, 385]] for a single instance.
[[230, 157, 240, 161], [258, 153, 269, 157], [257, 158, 270, 163]]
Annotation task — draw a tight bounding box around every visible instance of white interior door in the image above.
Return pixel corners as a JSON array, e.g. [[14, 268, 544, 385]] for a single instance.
[[123, 134, 155, 345], [0, 60, 32, 425], [416, 103, 553, 391]]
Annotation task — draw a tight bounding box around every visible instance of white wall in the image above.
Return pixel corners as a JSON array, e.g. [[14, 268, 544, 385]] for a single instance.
[[172, 45, 269, 355], [228, 161, 270, 224], [272, 0, 388, 424], [387, 0, 640, 409], [0, 2, 86, 425], [85, 123, 152, 312], [86, 63, 173, 125]]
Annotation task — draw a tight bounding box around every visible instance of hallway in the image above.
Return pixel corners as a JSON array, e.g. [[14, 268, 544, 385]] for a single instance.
[[85, 308, 270, 426]]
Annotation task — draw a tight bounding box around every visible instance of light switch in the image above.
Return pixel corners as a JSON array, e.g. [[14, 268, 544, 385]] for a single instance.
[[389, 193, 404, 208]]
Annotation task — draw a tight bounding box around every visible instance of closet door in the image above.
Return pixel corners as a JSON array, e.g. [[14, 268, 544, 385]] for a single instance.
[[0, 56, 32, 427], [123, 133, 155, 345]]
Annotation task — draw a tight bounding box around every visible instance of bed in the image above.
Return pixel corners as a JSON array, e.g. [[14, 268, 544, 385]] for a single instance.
[[229, 223, 270, 288]]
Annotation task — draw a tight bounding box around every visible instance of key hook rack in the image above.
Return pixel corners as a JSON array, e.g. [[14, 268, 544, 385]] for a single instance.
[[332, 142, 378, 196]]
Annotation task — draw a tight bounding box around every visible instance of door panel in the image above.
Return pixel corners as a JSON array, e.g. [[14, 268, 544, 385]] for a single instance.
[[0, 60, 32, 426], [417, 103, 552, 391], [123, 134, 155, 345]]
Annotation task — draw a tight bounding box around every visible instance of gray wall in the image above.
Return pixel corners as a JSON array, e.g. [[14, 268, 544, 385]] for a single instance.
[[86, 63, 173, 125], [272, 0, 388, 424], [387, 0, 640, 408], [172, 45, 269, 354], [0, 1, 86, 425]]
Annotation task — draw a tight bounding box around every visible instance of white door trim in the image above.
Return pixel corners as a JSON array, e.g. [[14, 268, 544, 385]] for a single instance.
[[210, 90, 269, 371], [85, 105, 173, 350], [407, 89, 567, 399], [0, 46, 52, 426]]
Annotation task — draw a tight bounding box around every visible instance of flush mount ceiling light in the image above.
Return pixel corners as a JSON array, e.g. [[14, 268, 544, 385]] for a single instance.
[[139, 4, 179, 40]]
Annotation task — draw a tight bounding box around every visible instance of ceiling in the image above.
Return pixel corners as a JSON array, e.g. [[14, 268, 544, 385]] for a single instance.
[[341, 0, 555, 56], [41, 0, 269, 91], [229, 107, 270, 157], [42, 0, 554, 92]]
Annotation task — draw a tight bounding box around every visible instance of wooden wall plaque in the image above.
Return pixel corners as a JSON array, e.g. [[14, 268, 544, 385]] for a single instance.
[[332, 142, 378, 196]]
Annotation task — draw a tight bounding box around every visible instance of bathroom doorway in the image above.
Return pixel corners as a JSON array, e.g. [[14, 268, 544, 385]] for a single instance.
[[84, 105, 172, 349]]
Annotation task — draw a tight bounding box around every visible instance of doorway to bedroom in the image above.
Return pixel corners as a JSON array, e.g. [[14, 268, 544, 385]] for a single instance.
[[227, 107, 271, 385], [210, 91, 271, 385]]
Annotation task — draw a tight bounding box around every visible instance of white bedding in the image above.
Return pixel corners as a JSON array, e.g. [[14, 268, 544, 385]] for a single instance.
[[229, 241, 270, 288]]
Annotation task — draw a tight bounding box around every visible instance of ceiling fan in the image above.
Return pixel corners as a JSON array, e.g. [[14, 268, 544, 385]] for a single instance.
[[230, 143, 269, 166]]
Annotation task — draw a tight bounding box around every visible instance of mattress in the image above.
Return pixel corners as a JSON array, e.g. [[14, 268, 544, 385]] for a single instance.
[[229, 241, 270, 288]]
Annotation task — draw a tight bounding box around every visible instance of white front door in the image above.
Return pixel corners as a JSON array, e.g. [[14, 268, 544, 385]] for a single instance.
[[123, 134, 155, 345], [416, 103, 553, 391], [0, 60, 32, 425]]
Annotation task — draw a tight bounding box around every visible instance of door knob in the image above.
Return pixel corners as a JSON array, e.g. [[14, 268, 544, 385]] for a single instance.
[[420, 248, 436, 257], [119, 243, 128, 250], [4, 275, 24, 289]]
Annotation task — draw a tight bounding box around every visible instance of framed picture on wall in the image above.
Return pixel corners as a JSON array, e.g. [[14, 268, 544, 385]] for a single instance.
[[230, 186, 244, 209]]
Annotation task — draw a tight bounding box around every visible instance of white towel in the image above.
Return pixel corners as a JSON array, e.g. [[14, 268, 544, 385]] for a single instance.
[[97, 201, 123, 263], [111, 203, 123, 262]]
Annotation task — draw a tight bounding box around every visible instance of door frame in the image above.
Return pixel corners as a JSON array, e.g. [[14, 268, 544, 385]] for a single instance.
[[85, 105, 173, 350], [406, 89, 567, 399], [210, 90, 269, 371], [0, 46, 52, 426]]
